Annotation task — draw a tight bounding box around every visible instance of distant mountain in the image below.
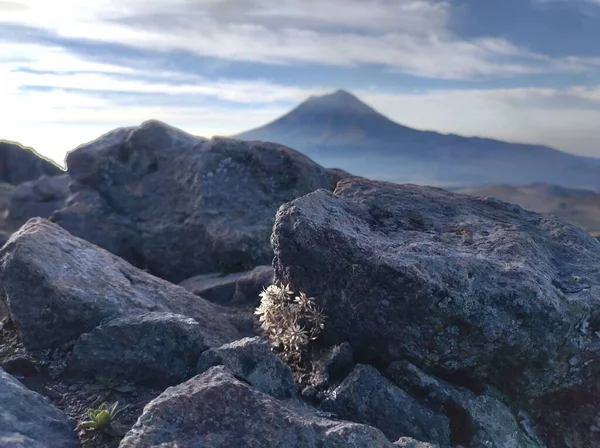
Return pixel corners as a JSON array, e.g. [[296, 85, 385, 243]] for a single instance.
[[235, 90, 600, 190], [453, 183, 600, 237]]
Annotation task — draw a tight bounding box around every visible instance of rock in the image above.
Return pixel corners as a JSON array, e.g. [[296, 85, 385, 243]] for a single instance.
[[119, 366, 396, 448], [322, 364, 450, 445], [0, 367, 79, 448], [7, 174, 70, 229], [52, 120, 352, 283], [271, 177, 600, 403], [50, 120, 349, 283], [196, 336, 296, 399], [394, 438, 441, 448], [67, 312, 211, 387], [0, 218, 240, 351], [1, 355, 39, 378], [0, 141, 62, 185], [386, 360, 543, 448], [179, 265, 274, 306]]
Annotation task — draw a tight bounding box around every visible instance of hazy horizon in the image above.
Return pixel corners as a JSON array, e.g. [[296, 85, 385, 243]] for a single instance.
[[2, 0, 600, 165]]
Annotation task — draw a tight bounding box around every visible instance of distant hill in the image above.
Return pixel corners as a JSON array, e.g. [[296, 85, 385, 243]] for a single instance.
[[235, 90, 600, 190], [453, 183, 600, 237]]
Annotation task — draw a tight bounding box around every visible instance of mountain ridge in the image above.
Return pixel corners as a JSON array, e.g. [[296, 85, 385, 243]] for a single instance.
[[235, 90, 600, 190]]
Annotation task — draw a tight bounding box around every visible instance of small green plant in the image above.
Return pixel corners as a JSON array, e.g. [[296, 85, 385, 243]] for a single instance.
[[77, 401, 128, 432], [91, 375, 135, 400], [255, 283, 326, 362]]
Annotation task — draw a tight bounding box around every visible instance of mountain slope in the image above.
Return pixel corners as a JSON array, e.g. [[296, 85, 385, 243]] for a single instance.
[[235, 90, 600, 189]]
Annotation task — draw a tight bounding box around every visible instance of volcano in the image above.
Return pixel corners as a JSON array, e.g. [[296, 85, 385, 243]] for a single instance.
[[235, 90, 600, 190]]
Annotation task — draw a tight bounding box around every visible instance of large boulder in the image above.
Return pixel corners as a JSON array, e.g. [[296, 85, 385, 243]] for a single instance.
[[119, 366, 397, 447], [0, 141, 62, 185], [0, 367, 79, 448], [50, 120, 349, 283], [7, 174, 70, 229], [271, 178, 600, 402], [0, 218, 240, 351]]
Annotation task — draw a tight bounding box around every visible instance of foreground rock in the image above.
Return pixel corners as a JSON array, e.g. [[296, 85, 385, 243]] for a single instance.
[[196, 336, 297, 399], [7, 174, 70, 229], [0, 367, 79, 448], [51, 120, 350, 283], [386, 361, 543, 448], [0, 141, 62, 185], [0, 218, 240, 351], [179, 265, 274, 306], [67, 312, 211, 387], [322, 364, 450, 445], [272, 178, 600, 403], [120, 366, 397, 447]]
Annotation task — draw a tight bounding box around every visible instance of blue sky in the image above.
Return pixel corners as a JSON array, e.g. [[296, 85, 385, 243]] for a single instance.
[[1, 0, 600, 166]]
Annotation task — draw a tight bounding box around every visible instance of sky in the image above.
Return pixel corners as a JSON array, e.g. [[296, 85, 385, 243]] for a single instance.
[[1, 0, 600, 166]]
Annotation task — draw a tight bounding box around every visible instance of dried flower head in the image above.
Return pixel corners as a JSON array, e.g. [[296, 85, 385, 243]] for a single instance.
[[255, 283, 326, 362]]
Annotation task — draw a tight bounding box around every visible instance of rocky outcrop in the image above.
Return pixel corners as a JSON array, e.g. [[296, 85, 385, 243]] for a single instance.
[[119, 366, 397, 447], [50, 120, 349, 283], [272, 178, 600, 401], [271, 177, 600, 447], [7, 174, 70, 230], [179, 265, 274, 306], [0, 367, 79, 448], [0, 141, 62, 185], [0, 218, 240, 351]]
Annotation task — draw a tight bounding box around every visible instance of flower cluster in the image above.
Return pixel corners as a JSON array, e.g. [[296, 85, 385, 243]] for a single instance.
[[255, 283, 326, 361]]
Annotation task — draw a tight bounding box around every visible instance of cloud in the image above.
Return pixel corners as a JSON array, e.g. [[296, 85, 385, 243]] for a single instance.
[[3, 0, 599, 79]]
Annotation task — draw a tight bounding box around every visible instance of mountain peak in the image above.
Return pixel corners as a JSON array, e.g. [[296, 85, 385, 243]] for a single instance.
[[300, 89, 376, 115]]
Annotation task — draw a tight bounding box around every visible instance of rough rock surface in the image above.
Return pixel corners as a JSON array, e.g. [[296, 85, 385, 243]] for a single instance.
[[0, 218, 240, 351], [0, 367, 79, 448], [120, 366, 397, 448], [322, 364, 451, 445], [67, 312, 211, 387], [386, 360, 543, 448], [7, 174, 70, 229], [179, 265, 274, 306], [196, 336, 297, 399], [0, 141, 62, 185], [271, 177, 600, 403], [50, 120, 350, 283], [394, 438, 440, 448]]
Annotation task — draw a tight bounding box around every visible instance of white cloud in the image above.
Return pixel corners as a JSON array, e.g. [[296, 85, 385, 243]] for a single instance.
[[2, 0, 599, 79]]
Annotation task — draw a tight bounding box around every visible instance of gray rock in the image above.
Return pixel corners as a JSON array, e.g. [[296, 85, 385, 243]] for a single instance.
[[179, 265, 274, 306], [0, 141, 62, 185], [271, 177, 600, 402], [119, 366, 396, 448], [386, 361, 543, 448], [67, 312, 211, 387], [196, 336, 296, 399], [0, 367, 79, 448], [51, 120, 349, 283], [322, 364, 450, 445], [7, 174, 70, 229], [0, 218, 240, 350], [394, 438, 441, 448]]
